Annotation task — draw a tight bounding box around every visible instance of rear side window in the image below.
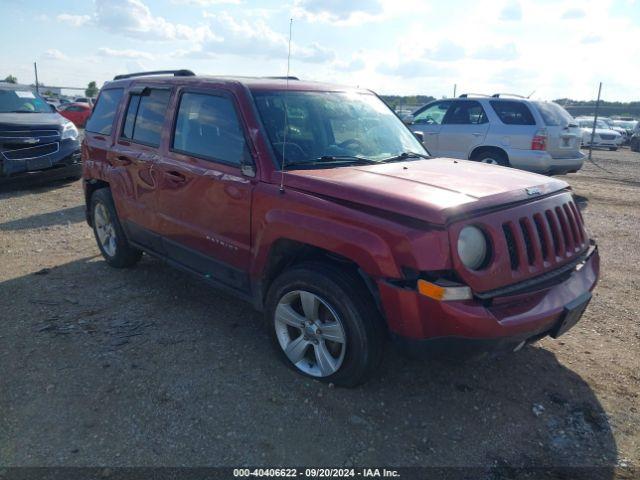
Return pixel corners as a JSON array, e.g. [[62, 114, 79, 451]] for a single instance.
[[122, 88, 170, 147], [172, 92, 246, 166], [532, 101, 574, 127], [490, 101, 535, 125], [86, 89, 123, 135]]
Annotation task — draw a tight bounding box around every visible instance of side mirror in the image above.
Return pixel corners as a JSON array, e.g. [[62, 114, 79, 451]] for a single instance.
[[402, 114, 414, 125], [413, 131, 424, 143]]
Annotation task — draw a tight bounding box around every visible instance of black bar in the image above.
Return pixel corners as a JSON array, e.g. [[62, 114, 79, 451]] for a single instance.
[[113, 70, 195, 80]]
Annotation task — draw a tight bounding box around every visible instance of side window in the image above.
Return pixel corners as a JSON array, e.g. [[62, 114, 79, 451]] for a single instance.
[[490, 101, 535, 125], [122, 88, 170, 147], [413, 101, 452, 125], [172, 92, 247, 166], [443, 100, 488, 125], [86, 88, 124, 135]]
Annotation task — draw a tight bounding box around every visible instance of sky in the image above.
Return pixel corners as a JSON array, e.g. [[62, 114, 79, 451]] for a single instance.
[[1, 0, 639, 101]]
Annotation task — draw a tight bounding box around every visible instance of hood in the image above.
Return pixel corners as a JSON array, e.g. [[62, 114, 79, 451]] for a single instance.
[[0, 112, 66, 129], [283, 158, 569, 225], [581, 127, 620, 136]]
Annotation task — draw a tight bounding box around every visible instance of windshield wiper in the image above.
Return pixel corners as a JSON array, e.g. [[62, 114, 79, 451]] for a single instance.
[[380, 151, 430, 163], [315, 155, 377, 164], [282, 156, 377, 169]]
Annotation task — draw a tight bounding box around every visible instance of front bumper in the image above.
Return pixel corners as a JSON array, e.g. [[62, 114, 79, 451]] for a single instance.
[[507, 149, 585, 175], [378, 244, 599, 358], [0, 139, 81, 184]]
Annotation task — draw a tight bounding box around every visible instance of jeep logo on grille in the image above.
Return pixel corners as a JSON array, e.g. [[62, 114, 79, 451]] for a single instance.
[[23, 138, 40, 144], [526, 187, 541, 196]]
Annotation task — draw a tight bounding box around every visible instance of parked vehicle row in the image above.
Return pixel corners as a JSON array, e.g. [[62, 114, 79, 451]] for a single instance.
[[80, 71, 599, 386], [403, 94, 585, 175], [575, 117, 623, 150]]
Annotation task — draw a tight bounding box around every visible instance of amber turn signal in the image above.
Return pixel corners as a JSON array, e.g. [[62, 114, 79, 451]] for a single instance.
[[417, 279, 472, 301]]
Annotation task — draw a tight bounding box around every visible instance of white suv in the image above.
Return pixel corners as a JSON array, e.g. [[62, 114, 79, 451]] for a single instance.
[[404, 94, 584, 175]]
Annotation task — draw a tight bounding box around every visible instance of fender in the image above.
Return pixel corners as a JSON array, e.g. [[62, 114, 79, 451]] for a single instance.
[[251, 208, 402, 281]]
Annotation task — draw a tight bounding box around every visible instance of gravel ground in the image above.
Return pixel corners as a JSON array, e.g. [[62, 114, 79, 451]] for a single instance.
[[0, 148, 638, 474]]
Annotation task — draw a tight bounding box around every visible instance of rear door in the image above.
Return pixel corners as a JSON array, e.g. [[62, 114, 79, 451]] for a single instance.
[[437, 100, 489, 158], [531, 102, 581, 157], [109, 86, 172, 251], [154, 88, 256, 292], [407, 100, 452, 155]]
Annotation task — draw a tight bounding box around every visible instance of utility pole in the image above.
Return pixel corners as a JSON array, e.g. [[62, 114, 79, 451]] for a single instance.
[[34, 62, 39, 93], [588, 82, 602, 162], [453, 83, 457, 98]]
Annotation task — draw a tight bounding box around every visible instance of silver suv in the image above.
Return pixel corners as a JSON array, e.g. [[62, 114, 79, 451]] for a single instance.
[[404, 94, 584, 175]]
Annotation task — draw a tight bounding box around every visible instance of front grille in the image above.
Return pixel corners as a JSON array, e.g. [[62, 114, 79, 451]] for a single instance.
[[600, 134, 615, 140], [2, 142, 59, 160], [0, 129, 59, 139], [501, 199, 587, 272]]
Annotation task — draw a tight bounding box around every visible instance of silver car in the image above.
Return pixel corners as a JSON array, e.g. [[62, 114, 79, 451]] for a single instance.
[[404, 94, 584, 175]]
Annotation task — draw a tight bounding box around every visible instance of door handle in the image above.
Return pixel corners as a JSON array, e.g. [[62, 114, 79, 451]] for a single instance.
[[164, 170, 186, 183]]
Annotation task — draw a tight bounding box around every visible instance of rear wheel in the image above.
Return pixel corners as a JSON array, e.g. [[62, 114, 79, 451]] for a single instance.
[[609, 147, 618, 151], [265, 262, 385, 387], [474, 150, 509, 167], [90, 188, 142, 268]]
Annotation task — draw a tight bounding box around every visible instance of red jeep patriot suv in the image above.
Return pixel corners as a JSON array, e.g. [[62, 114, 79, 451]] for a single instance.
[[82, 70, 599, 386]]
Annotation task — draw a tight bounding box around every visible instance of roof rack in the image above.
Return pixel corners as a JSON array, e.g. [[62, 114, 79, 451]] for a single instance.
[[491, 93, 525, 99], [263, 76, 300, 80], [458, 93, 490, 98], [113, 69, 196, 80]]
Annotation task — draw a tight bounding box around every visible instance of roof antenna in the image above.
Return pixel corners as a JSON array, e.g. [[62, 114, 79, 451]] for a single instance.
[[279, 18, 293, 194]]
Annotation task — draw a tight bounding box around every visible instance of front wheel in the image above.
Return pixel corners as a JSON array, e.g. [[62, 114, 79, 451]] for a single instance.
[[265, 262, 385, 387], [90, 188, 142, 268]]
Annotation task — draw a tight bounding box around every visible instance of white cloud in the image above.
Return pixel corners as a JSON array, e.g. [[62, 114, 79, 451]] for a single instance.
[[581, 34, 602, 44], [98, 47, 155, 60], [200, 12, 334, 63], [426, 41, 466, 62], [500, 1, 522, 21], [56, 13, 92, 27], [171, 0, 241, 4], [293, 0, 430, 26], [92, 0, 216, 41], [42, 49, 68, 61], [471, 43, 518, 61], [561, 8, 586, 20], [334, 57, 366, 72], [377, 60, 455, 79]]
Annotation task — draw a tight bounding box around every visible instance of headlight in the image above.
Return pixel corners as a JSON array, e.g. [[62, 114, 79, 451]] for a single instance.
[[457, 226, 489, 270], [61, 121, 78, 141]]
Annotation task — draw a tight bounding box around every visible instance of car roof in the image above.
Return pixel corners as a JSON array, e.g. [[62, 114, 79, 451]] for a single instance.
[[103, 75, 365, 93]]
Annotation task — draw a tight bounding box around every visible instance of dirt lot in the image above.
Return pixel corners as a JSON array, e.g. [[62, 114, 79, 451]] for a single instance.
[[0, 148, 638, 475]]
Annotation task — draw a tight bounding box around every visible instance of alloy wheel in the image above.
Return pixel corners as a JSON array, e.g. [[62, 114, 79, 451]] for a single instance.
[[274, 290, 347, 377], [94, 202, 117, 257]]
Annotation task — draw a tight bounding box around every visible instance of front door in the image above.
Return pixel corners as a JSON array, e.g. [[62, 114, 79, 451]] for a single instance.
[[438, 100, 490, 158], [408, 100, 452, 155], [154, 89, 256, 292]]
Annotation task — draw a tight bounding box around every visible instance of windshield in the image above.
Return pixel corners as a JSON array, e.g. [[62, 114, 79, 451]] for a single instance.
[[253, 90, 428, 168], [533, 101, 574, 127], [0, 88, 52, 113], [578, 119, 609, 129]]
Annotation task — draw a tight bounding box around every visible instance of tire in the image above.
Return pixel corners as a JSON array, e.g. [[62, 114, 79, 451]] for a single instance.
[[265, 262, 385, 387], [474, 150, 509, 167], [90, 188, 142, 268], [609, 147, 618, 151], [632, 140, 640, 153]]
